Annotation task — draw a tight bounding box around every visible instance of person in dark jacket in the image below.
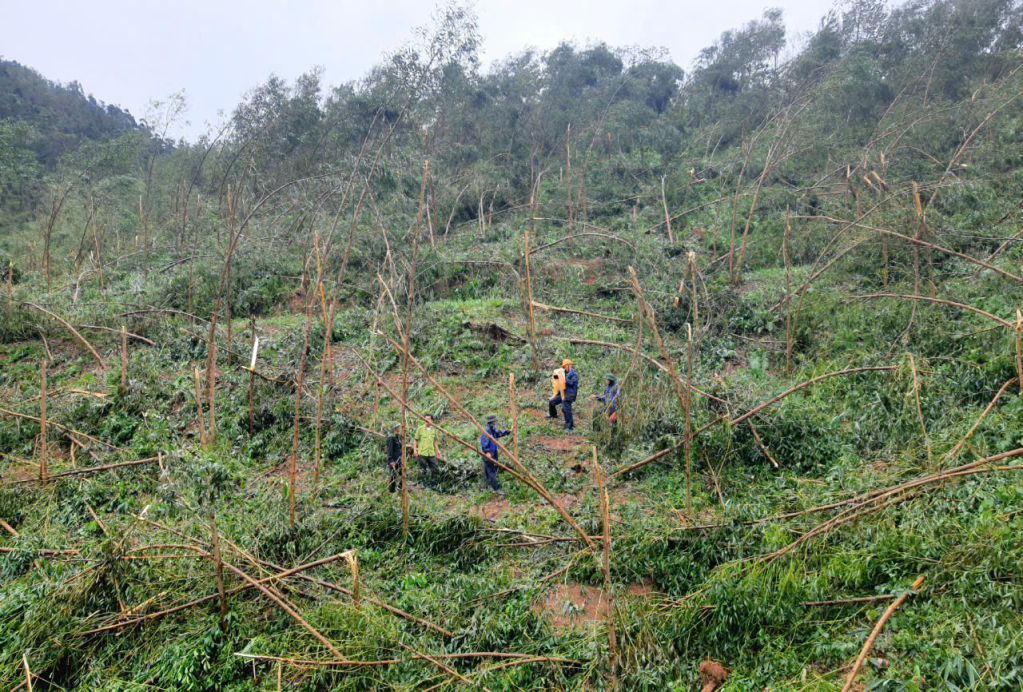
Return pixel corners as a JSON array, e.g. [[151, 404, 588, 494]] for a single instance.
[[547, 358, 579, 431], [385, 423, 403, 493], [591, 374, 619, 424], [480, 413, 511, 492]]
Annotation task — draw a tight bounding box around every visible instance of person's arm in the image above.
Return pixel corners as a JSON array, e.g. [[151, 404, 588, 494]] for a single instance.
[[412, 431, 419, 457], [433, 437, 440, 457], [496, 429, 511, 439]]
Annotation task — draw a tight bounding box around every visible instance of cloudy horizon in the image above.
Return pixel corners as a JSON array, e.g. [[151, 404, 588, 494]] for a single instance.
[[1, 0, 832, 142]]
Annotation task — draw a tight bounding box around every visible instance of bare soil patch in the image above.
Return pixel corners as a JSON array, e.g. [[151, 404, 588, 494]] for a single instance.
[[538, 579, 656, 630], [538, 582, 609, 630], [536, 435, 576, 452], [469, 496, 508, 521]]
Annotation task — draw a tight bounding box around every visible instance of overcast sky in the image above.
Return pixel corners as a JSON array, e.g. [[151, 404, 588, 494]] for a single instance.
[[1, 0, 831, 141]]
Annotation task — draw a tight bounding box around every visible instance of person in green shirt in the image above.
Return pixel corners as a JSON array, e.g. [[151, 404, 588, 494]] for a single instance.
[[413, 414, 441, 488]]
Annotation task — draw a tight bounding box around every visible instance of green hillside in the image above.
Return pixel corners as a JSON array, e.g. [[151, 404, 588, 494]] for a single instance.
[[3, 1, 1023, 690]]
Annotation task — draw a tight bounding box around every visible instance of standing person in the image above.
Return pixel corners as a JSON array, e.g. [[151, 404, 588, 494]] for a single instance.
[[547, 358, 579, 431], [384, 422, 403, 493], [413, 414, 441, 488], [480, 413, 511, 493], [591, 374, 620, 424]]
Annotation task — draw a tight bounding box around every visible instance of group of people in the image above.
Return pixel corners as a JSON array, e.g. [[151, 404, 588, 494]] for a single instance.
[[547, 359, 619, 431], [384, 360, 620, 495]]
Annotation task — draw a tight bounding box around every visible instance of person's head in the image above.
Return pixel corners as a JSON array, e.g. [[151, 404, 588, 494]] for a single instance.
[[392, 423, 401, 434], [562, 358, 573, 370], [605, 374, 616, 387], [485, 414, 498, 426], [424, 414, 434, 425]]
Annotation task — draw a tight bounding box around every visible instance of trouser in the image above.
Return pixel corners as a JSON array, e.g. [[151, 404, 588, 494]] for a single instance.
[[387, 460, 402, 493], [418, 455, 439, 486], [548, 395, 575, 430], [483, 457, 500, 491]]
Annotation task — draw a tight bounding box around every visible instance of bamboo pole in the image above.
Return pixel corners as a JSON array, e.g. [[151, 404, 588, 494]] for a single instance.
[[783, 209, 793, 375], [210, 511, 227, 631], [840, 576, 926, 692], [399, 164, 427, 533], [510, 373, 519, 465], [79, 550, 356, 635], [531, 300, 630, 323], [21, 302, 106, 369], [966, 612, 994, 680], [528, 230, 635, 254], [946, 377, 1018, 460], [290, 295, 315, 526], [39, 359, 47, 484], [23, 653, 33, 692], [314, 286, 327, 483], [566, 123, 573, 231], [194, 368, 207, 447], [398, 642, 493, 692], [207, 341, 217, 443], [6, 261, 13, 333], [342, 550, 359, 605], [592, 446, 616, 665], [0, 407, 121, 449], [661, 176, 673, 243], [249, 325, 258, 438], [749, 420, 779, 468], [138, 195, 147, 279], [684, 324, 693, 515], [906, 353, 932, 463], [219, 557, 349, 661], [627, 267, 692, 456], [1016, 310, 1022, 394], [91, 197, 104, 295], [802, 214, 1023, 283], [225, 260, 233, 365], [523, 226, 541, 372], [120, 326, 128, 389], [854, 294, 1012, 327], [612, 366, 897, 477]]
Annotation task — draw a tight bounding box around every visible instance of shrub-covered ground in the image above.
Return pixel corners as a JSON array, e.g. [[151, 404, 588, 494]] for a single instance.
[[5, 1, 1023, 689]]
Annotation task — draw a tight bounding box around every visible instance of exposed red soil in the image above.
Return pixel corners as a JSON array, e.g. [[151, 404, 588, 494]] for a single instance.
[[538, 582, 610, 629], [536, 435, 576, 452], [553, 493, 580, 510], [538, 579, 658, 630], [699, 659, 729, 692], [468, 496, 508, 521], [627, 581, 655, 596]]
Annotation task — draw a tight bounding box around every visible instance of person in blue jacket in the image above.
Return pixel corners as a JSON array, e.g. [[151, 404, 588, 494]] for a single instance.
[[480, 413, 511, 492], [547, 358, 579, 431], [591, 374, 619, 424]]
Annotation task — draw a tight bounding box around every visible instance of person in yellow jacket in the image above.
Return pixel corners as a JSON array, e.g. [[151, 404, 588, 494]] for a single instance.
[[547, 358, 579, 431]]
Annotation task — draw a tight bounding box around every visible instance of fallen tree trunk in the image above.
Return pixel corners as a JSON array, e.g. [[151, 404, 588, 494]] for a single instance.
[[9, 456, 161, 484]]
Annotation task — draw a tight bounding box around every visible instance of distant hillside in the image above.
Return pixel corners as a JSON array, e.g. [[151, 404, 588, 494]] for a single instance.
[[0, 58, 140, 167]]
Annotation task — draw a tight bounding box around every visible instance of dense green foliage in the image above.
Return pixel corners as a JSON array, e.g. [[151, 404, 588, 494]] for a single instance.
[[4, 0, 1023, 690]]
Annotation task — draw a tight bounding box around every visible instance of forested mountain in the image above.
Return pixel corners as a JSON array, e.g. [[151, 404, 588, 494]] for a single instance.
[[0, 58, 140, 163], [4, 1, 1023, 690]]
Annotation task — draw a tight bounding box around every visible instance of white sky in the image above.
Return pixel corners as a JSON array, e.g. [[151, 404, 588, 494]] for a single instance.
[[1, 0, 832, 141]]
